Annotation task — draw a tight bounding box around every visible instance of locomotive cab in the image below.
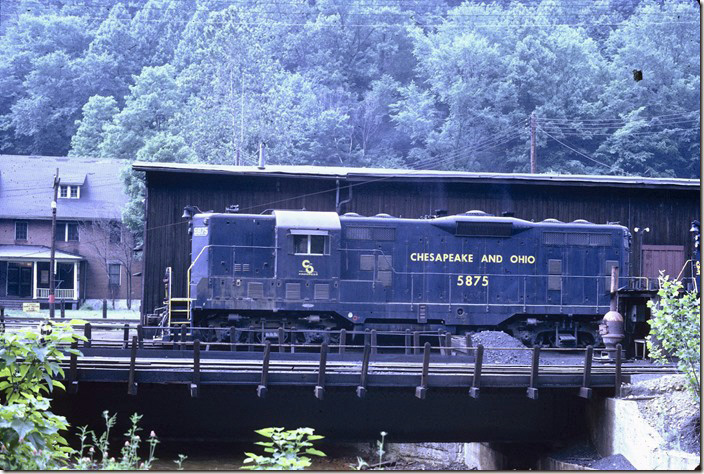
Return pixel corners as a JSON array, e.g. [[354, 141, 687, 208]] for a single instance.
[[273, 210, 341, 307]]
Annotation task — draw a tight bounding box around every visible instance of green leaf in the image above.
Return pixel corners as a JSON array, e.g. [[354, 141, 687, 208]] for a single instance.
[[255, 428, 276, 438], [11, 418, 35, 440], [305, 448, 326, 457]]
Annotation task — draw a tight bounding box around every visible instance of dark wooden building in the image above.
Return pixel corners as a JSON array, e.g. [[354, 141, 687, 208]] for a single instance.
[[134, 162, 700, 316]]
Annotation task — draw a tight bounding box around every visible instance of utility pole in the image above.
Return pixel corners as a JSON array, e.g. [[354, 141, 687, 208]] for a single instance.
[[530, 112, 537, 174], [238, 69, 245, 166], [49, 168, 59, 319]]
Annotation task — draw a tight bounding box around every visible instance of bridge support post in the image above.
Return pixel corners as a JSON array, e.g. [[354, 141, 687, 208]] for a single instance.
[[67, 340, 79, 394], [415, 342, 431, 399], [356, 343, 371, 398], [257, 341, 271, 398], [527, 346, 540, 399], [314, 343, 328, 400], [122, 324, 129, 350], [445, 332, 452, 356], [614, 343, 622, 398], [413, 331, 420, 355], [128, 336, 138, 396], [339, 329, 346, 354], [278, 327, 285, 352], [579, 345, 593, 399], [247, 326, 254, 352], [190, 339, 201, 398], [371, 330, 377, 355], [469, 344, 484, 399], [230, 328, 237, 352], [180, 325, 187, 351], [137, 324, 144, 349], [405, 329, 411, 355], [83, 323, 92, 348]]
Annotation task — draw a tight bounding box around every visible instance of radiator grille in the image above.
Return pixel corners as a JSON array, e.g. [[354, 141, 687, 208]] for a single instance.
[[234, 264, 241, 272], [566, 233, 590, 245], [590, 234, 612, 246], [247, 282, 264, 299], [543, 232, 564, 245], [314, 284, 330, 300], [285, 283, 301, 300], [544, 232, 612, 247], [346, 226, 396, 241]]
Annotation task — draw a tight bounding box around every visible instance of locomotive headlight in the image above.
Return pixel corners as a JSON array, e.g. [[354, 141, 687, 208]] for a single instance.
[[347, 312, 353, 319]]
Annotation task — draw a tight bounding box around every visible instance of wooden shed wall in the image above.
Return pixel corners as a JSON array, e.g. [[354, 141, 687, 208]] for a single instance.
[[141, 171, 699, 316]]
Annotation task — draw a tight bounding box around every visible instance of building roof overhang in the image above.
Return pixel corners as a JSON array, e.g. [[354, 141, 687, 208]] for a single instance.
[[0, 245, 83, 261], [133, 162, 700, 191]]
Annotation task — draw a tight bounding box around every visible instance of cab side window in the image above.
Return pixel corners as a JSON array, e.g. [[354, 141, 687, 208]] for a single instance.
[[293, 234, 328, 255]]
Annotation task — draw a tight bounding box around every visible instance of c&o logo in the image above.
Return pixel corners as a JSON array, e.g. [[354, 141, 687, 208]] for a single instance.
[[300, 259, 318, 276]]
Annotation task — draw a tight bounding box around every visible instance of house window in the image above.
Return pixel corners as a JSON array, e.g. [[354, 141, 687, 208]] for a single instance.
[[59, 185, 80, 199], [15, 221, 28, 240], [56, 222, 79, 242], [293, 234, 328, 255], [109, 222, 122, 244], [108, 264, 121, 287]]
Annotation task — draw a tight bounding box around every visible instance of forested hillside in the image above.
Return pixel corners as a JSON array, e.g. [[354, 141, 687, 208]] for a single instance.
[[0, 0, 700, 178]]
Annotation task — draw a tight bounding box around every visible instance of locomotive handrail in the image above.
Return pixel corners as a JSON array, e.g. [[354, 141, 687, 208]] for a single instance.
[[185, 244, 239, 325]]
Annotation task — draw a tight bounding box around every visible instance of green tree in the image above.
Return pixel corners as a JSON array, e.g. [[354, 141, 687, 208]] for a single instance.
[[646, 277, 700, 400], [70, 95, 119, 156]]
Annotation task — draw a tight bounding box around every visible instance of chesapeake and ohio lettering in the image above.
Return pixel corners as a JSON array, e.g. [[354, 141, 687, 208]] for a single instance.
[[409, 252, 536, 264], [410, 252, 474, 262]]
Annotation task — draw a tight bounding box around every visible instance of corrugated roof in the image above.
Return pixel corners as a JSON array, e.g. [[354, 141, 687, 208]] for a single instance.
[[0, 155, 130, 220], [0, 245, 83, 260], [133, 161, 700, 190]]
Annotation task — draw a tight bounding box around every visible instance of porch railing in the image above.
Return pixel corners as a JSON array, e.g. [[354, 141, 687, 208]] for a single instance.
[[36, 288, 76, 300]]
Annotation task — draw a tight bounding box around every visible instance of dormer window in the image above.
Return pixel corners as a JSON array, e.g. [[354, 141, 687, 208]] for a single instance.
[[59, 185, 81, 199]]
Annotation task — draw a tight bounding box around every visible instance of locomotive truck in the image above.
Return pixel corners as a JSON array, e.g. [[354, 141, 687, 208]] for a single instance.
[[178, 209, 633, 348]]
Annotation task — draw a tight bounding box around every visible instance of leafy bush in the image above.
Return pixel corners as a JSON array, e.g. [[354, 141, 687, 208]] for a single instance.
[[242, 427, 325, 470], [0, 320, 85, 469], [647, 276, 700, 399], [72, 411, 161, 470]]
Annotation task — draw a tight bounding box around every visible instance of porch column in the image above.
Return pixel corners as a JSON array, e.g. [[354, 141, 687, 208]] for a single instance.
[[73, 262, 79, 301], [32, 261, 37, 299]]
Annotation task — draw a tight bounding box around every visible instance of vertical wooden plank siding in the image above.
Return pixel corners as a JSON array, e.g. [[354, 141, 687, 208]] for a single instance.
[[141, 171, 699, 316]]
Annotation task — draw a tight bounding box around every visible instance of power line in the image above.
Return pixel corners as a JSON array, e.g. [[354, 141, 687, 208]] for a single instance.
[[539, 126, 612, 169]]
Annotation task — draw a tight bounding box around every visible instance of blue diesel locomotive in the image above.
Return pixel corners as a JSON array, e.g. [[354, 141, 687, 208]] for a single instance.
[[184, 209, 630, 347]]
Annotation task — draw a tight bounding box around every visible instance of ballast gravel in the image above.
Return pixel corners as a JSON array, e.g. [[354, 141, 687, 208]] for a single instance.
[[468, 331, 533, 365]]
